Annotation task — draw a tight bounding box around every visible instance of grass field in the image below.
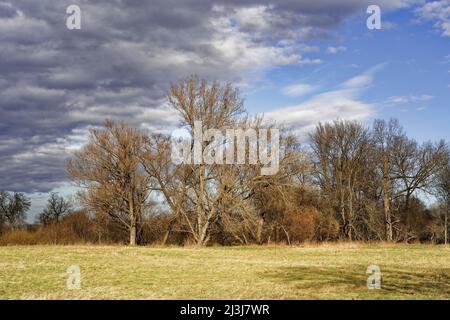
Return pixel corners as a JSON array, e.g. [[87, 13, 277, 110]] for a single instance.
[[0, 244, 449, 300]]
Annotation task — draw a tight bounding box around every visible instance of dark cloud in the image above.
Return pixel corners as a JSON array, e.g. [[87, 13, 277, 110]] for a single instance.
[[0, 2, 17, 18], [0, 0, 411, 192]]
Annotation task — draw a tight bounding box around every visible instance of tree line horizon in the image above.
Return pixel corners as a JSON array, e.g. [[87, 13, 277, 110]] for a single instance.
[[1, 77, 449, 246]]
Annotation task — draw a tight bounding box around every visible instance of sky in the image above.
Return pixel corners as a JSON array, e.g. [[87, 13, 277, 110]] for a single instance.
[[0, 0, 449, 220]]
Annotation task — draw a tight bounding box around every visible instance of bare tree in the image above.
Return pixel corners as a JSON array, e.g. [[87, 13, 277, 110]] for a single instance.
[[148, 76, 245, 245], [67, 120, 151, 245], [310, 120, 373, 240], [233, 128, 310, 244], [392, 139, 448, 212], [141, 134, 194, 244], [141, 77, 307, 245], [371, 119, 448, 241], [0, 191, 31, 229], [372, 119, 404, 241], [38, 193, 72, 225]]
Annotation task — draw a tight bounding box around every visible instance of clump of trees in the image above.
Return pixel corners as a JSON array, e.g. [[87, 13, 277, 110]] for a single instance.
[[1, 77, 449, 246], [310, 119, 448, 242]]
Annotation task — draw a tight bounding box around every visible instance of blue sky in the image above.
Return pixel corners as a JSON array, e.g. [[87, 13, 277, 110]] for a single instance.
[[0, 1, 449, 220], [245, 6, 450, 143]]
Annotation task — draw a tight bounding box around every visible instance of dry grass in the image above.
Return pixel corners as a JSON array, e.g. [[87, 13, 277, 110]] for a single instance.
[[0, 244, 449, 300]]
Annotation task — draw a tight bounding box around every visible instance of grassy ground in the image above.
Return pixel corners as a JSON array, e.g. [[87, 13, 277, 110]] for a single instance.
[[0, 243, 449, 300]]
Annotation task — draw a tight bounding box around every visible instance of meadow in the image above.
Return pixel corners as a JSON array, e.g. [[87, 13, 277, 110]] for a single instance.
[[0, 243, 448, 300]]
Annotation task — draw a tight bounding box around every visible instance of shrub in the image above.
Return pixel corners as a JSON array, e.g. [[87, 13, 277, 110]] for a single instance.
[[0, 229, 40, 245], [284, 206, 322, 243]]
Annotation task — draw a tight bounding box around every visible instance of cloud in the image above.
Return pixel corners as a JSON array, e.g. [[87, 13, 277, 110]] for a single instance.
[[386, 94, 434, 104], [416, 0, 450, 36], [264, 65, 383, 137], [341, 63, 385, 88], [0, 1, 415, 192], [327, 46, 347, 54], [282, 84, 317, 97]]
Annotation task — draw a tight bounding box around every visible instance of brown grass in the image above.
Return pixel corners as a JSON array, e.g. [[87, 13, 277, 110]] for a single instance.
[[0, 244, 448, 300]]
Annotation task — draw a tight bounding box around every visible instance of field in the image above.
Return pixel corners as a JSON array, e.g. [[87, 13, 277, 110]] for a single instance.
[[0, 244, 449, 300]]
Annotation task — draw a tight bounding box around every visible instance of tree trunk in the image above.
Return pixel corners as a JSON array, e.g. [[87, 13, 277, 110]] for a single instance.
[[128, 191, 137, 246], [129, 222, 137, 246], [197, 222, 210, 246], [445, 206, 448, 245], [162, 229, 170, 245], [256, 216, 264, 245], [194, 165, 212, 246], [340, 194, 347, 239], [348, 179, 354, 241], [196, 208, 214, 246], [382, 174, 393, 241], [162, 216, 178, 245], [281, 225, 291, 246]]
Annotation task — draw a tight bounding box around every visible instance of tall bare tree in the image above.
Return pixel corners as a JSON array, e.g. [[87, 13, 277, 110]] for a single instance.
[[372, 119, 404, 241], [67, 120, 151, 245], [142, 77, 307, 245], [162, 77, 245, 245], [311, 120, 373, 240]]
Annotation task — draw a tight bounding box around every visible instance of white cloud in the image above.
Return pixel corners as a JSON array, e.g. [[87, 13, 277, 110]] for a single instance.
[[232, 5, 275, 32], [416, 0, 450, 36], [298, 57, 323, 65], [263, 66, 384, 137], [208, 15, 302, 74], [327, 46, 347, 54], [282, 84, 317, 97], [341, 63, 385, 88], [387, 94, 434, 104]]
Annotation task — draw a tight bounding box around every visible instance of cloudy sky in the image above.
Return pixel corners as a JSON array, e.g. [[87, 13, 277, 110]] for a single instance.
[[0, 0, 449, 219]]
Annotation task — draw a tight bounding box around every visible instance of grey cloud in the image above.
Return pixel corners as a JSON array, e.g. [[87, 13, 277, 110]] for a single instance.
[[0, 3, 18, 18], [0, 0, 412, 192]]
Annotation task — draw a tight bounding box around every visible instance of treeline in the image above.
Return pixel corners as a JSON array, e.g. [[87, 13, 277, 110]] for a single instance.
[[1, 77, 449, 246]]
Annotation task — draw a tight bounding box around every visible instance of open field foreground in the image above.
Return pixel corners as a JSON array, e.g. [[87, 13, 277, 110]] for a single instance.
[[0, 244, 449, 300]]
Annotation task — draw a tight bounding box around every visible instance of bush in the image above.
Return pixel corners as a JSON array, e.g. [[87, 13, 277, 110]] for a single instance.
[[0, 210, 164, 245], [0, 229, 40, 245], [284, 206, 322, 243], [314, 210, 340, 241], [0, 210, 96, 245]]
